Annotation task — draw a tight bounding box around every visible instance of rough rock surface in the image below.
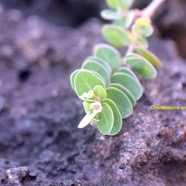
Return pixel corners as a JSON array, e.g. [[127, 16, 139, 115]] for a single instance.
[[0, 7, 185, 186]]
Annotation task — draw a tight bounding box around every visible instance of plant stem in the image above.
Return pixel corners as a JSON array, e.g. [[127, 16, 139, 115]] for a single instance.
[[126, 42, 134, 55], [142, 0, 165, 18]]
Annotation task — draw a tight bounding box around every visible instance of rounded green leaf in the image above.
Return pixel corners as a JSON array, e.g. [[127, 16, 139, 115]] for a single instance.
[[103, 99, 122, 135], [97, 102, 114, 135], [125, 53, 157, 79], [132, 22, 154, 38], [135, 18, 151, 26], [86, 56, 112, 74], [118, 67, 139, 82], [78, 112, 98, 129], [133, 18, 153, 37], [106, 87, 133, 118], [114, 11, 135, 28], [101, 9, 123, 20], [102, 25, 131, 48], [70, 69, 80, 90], [134, 47, 162, 68], [91, 71, 105, 83], [74, 70, 105, 97], [106, 0, 128, 10], [83, 101, 93, 115], [82, 59, 110, 85], [136, 36, 149, 48], [93, 43, 121, 71], [93, 85, 107, 99], [111, 72, 143, 100], [109, 83, 136, 106]]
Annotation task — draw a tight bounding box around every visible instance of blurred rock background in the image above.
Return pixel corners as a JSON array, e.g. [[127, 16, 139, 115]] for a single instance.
[[0, 0, 186, 57]]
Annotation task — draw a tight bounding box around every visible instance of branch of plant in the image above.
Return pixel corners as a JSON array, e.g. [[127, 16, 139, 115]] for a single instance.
[[142, 0, 166, 18], [126, 43, 134, 56], [121, 43, 135, 66], [122, 0, 166, 66]]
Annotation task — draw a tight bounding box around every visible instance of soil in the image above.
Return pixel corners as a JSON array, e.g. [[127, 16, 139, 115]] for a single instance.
[[0, 5, 186, 186]]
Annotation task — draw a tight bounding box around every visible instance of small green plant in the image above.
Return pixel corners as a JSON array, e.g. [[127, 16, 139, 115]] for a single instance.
[[70, 0, 165, 135]]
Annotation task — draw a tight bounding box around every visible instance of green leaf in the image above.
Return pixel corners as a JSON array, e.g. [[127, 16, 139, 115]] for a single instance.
[[70, 69, 80, 90], [103, 99, 122, 135], [109, 83, 136, 106], [78, 112, 98, 128], [135, 18, 151, 26], [136, 36, 149, 48], [101, 9, 123, 20], [132, 18, 154, 38], [91, 71, 105, 83], [97, 102, 114, 135], [111, 72, 143, 100], [74, 70, 105, 97], [93, 85, 107, 99], [102, 25, 131, 48], [134, 47, 162, 68], [118, 67, 139, 82], [86, 56, 112, 74], [106, 0, 128, 10], [82, 59, 110, 85], [106, 87, 133, 118], [125, 53, 157, 79], [93, 43, 121, 71], [114, 11, 135, 28], [83, 101, 93, 114]]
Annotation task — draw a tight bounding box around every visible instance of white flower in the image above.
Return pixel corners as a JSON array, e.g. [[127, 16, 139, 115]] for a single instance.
[[81, 90, 94, 99], [90, 102, 102, 113], [87, 90, 94, 99], [81, 92, 88, 99]]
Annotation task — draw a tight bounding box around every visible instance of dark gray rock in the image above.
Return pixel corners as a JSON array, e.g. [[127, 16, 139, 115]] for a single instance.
[[6, 167, 30, 186]]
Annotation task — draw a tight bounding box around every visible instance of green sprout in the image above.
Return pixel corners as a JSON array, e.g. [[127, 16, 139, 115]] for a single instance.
[[70, 0, 165, 136]]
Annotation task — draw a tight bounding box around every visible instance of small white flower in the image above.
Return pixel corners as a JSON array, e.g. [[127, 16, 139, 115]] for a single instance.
[[81, 92, 88, 99], [81, 90, 94, 99], [87, 90, 94, 99], [90, 102, 102, 113]]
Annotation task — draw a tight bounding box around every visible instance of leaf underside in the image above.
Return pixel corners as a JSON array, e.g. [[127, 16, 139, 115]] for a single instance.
[[109, 83, 136, 106], [126, 53, 157, 79], [111, 72, 143, 100], [103, 98, 122, 135], [106, 87, 133, 118], [94, 43, 121, 71], [97, 102, 114, 135], [102, 25, 131, 48]]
